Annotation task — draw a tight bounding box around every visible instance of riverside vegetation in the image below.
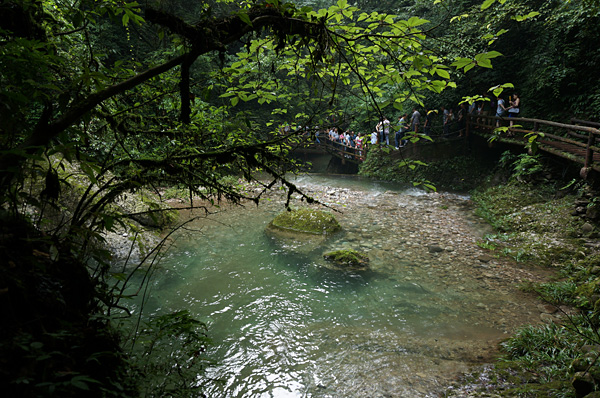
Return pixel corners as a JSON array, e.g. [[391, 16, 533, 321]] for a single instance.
[[361, 146, 600, 397]]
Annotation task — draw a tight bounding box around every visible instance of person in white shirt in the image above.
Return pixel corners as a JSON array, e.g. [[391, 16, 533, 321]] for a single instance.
[[410, 108, 421, 133]]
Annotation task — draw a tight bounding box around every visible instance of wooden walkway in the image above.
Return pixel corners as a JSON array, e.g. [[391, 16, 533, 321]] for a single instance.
[[315, 137, 366, 164], [468, 115, 600, 176], [296, 116, 600, 177]]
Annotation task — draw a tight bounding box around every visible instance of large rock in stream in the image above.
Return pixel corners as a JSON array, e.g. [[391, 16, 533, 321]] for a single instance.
[[266, 208, 341, 237], [265, 208, 342, 255], [322, 249, 370, 271]]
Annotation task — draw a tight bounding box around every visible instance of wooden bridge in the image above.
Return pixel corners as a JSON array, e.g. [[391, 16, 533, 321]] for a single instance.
[[314, 137, 366, 164], [467, 115, 600, 177], [296, 116, 600, 177]]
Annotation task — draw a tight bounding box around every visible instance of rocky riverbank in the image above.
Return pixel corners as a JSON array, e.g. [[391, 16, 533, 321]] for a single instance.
[[357, 145, 600, 396], [294, 179, 600, 398]]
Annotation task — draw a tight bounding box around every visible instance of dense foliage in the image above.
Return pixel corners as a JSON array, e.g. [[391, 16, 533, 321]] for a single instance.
[[425, 0, 600, 121], [1, 0, 599, 396]]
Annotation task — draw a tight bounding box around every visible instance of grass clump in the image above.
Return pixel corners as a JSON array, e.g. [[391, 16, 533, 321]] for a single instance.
[[501, 323, 581, 381], [471, 178, 583, 267]]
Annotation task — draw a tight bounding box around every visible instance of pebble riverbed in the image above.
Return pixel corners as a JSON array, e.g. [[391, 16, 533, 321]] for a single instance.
[[121, 173, 565, 398], [163, 177, 557, 397]]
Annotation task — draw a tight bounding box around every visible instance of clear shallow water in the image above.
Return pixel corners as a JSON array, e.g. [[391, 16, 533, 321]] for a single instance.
[[130, 175, 542, 397]]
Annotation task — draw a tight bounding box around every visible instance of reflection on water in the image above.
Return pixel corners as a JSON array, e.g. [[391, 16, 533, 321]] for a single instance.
[[130, 175, 542, 397]]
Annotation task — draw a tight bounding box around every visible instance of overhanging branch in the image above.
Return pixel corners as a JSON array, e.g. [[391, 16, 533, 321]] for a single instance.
[[24, 54, 187, 149]]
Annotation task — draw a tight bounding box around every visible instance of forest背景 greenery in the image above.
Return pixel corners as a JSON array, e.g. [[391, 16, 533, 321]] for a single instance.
[[359, 146, 495, 192]]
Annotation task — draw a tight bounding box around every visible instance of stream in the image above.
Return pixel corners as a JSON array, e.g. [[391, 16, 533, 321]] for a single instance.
[[128, 174, 550, 397]]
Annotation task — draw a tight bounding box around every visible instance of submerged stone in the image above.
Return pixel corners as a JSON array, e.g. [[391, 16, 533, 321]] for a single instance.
[[267, 208, 341, 236], [427, 245, 444, 253], [322, 249, 370, 271]]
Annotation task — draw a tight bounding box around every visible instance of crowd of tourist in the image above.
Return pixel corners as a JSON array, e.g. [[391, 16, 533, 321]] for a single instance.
[[319, 104, 468, 155], [324, 127, 368, 160], [286, 92, 522, 159]]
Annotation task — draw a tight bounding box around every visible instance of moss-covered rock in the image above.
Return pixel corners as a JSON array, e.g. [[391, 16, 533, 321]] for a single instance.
[[323, 249, 370, 271], [116, 190, 178, 228], [267, 208, 341, 236], [359, 149, 494, 192], [573, 371, 596, 398], [576, 279, 600, 308]]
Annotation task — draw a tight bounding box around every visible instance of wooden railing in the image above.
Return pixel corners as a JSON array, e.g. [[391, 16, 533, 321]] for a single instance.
[[316, 136, 368, 163], [468, 114, 600, 175], [298, 115, 600, 174]]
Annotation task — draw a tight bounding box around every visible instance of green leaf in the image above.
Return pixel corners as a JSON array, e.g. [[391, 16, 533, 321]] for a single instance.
[[70, 375, 100, 390], [436, 69, 450, 79], [486, 51, 502, 59], [406, 16, 428, 27], [450, 14, 469, 23], [79, 162, 98, 184], [111, 272, 127, 281], [477, 58, 493, 68], [71, 378, 90, 390], [102, 215, 115, 230], [474, 52, 500, 69], [451, 58, 473, 71], [238, 12, 252, 27], [481, 0, 496, 10], [424, 183, 437, 192], [488, 82, 514, 97], [513, 11, 540, 22]]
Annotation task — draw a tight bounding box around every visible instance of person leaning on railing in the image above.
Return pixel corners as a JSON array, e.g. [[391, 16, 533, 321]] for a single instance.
[[395, 114, 408, 149], [495, 94, 508, 127], [508, 93, 520, 127]]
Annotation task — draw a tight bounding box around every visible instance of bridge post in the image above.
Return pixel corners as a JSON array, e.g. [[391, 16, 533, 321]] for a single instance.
[[585, 132, 595, 170]]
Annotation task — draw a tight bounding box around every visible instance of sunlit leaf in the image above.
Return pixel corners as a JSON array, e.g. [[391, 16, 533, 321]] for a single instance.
[[481, 0, 496, 10]]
